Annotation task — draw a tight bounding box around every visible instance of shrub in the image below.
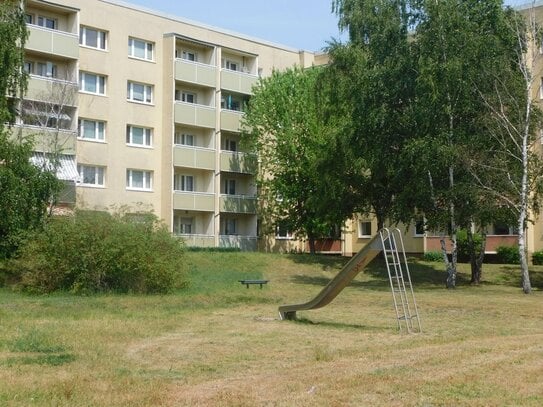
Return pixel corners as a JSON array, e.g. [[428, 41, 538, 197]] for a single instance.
[[456, 229, 483, 263], [423, 251, 442, 262], [495, 245, 520, 265], [532, 250, 543, 265], [11, 210, 188, 294]]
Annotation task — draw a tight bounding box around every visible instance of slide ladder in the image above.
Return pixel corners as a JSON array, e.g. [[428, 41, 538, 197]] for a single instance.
[[380, 228, 422, 333]]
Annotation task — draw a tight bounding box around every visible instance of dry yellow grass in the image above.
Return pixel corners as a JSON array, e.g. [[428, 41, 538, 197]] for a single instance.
[[0, 253, 542, 406]]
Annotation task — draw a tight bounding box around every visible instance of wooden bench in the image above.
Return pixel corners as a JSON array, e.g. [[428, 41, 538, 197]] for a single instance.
[[239, 279, 269, 289]]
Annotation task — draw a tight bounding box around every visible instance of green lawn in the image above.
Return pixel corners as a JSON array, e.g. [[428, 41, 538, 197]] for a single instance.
[[0, 251, 542, 406]]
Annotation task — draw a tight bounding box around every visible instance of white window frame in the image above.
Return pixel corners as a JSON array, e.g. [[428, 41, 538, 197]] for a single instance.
[[126, 169, 153, 191], [174, 174, 194, 192], [275, 223, 293, 240], [80, 26, 107, 50], [174, 133, 195, 146], [224, 179, 236, 195], [181, 50, 197, 62], [127, 81, 153, 104], [79, 119, 106, 142], [78, 164, 105, 187], [358, 220, 372, 238], [126, 125, 152, 147], [128, 37, 154, 61], [223, 218, 237, 235], [36, 61, 57, 78], [79, 71, 106, 95], [176, 90, 197, 104], [223, 59, 239, 72], [37, 15, 56, 30], [414, 218, 425, 237], [224, 138, 237, 152], [175, 217, 193, 234]]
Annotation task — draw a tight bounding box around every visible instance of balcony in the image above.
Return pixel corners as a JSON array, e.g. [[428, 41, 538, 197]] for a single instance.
[[220, 195, 257, 214], [174, 102, 216, 128], [221, 69, 258, 95], [26, 25, 79, 60], [175, 59, 216, 88], [220, 110, 244, 132], [176, 234, 216, 248], [173, 191, 215, 212], [174, 146, 215, 170], [14, 125, 76, 154], [26, 75, 78, 105], [219, 235, 257, 251], [220, 151, 256, 174]]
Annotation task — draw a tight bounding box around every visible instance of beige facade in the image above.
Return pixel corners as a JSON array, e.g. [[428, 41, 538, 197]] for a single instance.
[[23, 0, 324, 250]]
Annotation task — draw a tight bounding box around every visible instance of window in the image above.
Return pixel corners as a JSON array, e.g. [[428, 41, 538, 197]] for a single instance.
[[128, 37, 154, 61], [23, 61, 33, 74], [415, 218, 425, 236], [223, 218, 237, 235], [174, 174, 194, 191], [38, 16, 56, 29], [176, 90, 196, 104], [224, 138, 237, 152], [127, 81, 153, 104], [224, 179, 236, 195], [181, 50, 197, 62], [36, 62, 57, 78], [80, 26, 107, 50], [359, 221, 372, 238], [79, 72, 106, 95], [174, 133, 194, 146], [276, 222, 292, 239], [78, 165, 105, 187], [491, 223, 518, 235], [126, 169, 152, 191], [79, 119, 105, 141], [224, 59, 238, 71], [221, 94, 241, 111], [175, 217, 193, 234], [25, 14, 33, 24], [126, 125, 152, 147]]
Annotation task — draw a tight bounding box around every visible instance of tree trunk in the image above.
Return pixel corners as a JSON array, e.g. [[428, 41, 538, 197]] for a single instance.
[[469, 228, 486, 285], [307, 232, 317, 255], [518, 223, 531, 294]]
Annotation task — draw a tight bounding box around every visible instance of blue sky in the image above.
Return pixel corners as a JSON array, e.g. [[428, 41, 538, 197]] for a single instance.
[[125, 0, 531, 52]]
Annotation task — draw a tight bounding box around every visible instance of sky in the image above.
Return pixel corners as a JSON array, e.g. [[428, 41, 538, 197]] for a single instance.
[[125, 0, 532, 52]]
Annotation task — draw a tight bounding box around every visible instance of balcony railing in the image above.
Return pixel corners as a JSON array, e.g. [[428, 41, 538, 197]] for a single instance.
[[174, 145, 215, 170], [220, 109, 243, 132], [26, 24, 79, 59], [176, 234, 215, 248], [220, 69, 258, 94], [219, 235, 258, 251], [175, 59, 216, 87], [14, 124, 77, 154], [173, 191, 215, 211], [26, 75, 78, 105], [174, 102, 216, 128], [220, 151, 256, 174], [220, 194, 257, 214]]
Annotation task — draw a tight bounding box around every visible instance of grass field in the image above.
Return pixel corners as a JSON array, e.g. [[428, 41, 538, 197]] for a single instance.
[[0, 251, 542, 406]]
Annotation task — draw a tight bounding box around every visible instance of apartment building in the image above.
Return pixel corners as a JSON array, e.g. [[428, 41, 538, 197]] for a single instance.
[[21, 0, 328, 250]]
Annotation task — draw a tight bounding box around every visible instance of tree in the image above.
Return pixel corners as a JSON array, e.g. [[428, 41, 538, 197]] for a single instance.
[[467, 2, 543, 293], [402, 0, 525, 288], [241, 67, 354, 253], [324, 0, 416, 231], [0, 0, 62, 258]]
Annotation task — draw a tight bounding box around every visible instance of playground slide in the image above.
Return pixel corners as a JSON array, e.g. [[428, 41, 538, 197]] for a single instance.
[[278, 234, 383, 320]]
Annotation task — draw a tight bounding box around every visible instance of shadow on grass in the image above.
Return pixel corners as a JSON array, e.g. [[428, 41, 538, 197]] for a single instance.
[[289, 256, 456, 291], [293, 317, 391, 332], [285, 254, 348, 271]]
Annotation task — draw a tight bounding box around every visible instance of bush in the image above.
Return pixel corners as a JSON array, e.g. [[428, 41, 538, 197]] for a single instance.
[[423, 251, 442, 262], [532, 250, 543, 265], [456, 229, 483, 263], [495, 245, 520, 265], [10, 210, 188, 294]]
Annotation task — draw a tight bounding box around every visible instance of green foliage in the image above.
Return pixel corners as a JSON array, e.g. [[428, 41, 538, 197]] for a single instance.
[[242, 67, 352, 251], [532, 250, 543, 266], [0, 0, 28, 123], [456, 229, 483, 263], [423, 251, 443, 262], [0, 131, 61, 258], [496, 246, 520, 265], [11, 210, 188, 294]]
